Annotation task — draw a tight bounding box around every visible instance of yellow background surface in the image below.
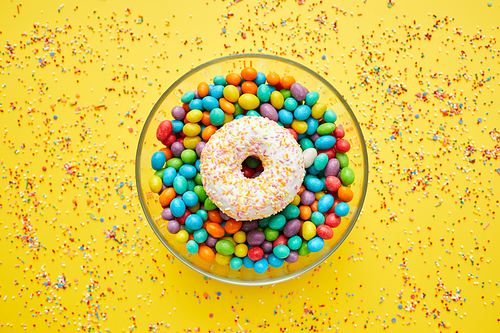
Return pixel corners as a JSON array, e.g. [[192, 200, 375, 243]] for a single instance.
[[0, 0, 499, 332]]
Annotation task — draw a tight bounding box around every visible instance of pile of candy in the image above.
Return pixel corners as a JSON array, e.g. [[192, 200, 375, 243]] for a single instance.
[[148, 67, 355, 274]]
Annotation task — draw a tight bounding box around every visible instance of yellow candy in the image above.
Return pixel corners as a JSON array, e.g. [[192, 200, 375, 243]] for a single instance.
[[311, 102, 327, 119], [188, 202, 200, 213], [175, 230, 189, 243], [223, 112, 234, 124], [315, 191, 326, 200], [302, 221, 316, 241], [234, 244, 248, 257], [149, 175, 163, 193], [270, 91, 284, 109], [238, 93, 260, 110], [183, 123, 201, 136], [291, 119, 308, 134], [222, 236, 237, 246], [223, 85, 240, 103], [215, 253, 232, 265], [291, 195, 301, 206], [233, 230, 247, 243], [183, 136, 202, 149], [186, 110, 203, 123]]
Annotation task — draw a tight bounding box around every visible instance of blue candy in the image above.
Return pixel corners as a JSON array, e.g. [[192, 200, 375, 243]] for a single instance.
[[307, 236, 325, 252], [179, 164, 197, 179], [305, 117, 319, 135], [253, 258, 269, 274], [287, 235, 302, 250], [297, 133, 307, 141], [193, 228, 208, 243], [230, 257, 243, 270], [294, 104, 311, 121], [173, 175, 188, 194], [323, 109, 337, 123], [186, 240, 199, 254], [317, 194, 334, 213], [188, 98, 203, 111], [210, 108, 225, 126], [315, 136, 336, 150], [196, 209, 208, 221], [210, 85, 225, 100], [257, 84, 271, 102], [306, 164, 320, 175], [195, 159, 201, 172], [269, 214, 286, 230], [213, 75, 227, 86], [284, 97, 298, 111], [162, 167, 177, 186], [182, 191, 199, 207], [305, 177, 324, 192], [314, 153, 329, 171], [305, 91, 319, 106], [181, 91, 195, 103], [171, 120, 184, 133], [311, 211, 325, 226], [151, 151, 166, 171], [187, 179, 196, 191], [299, 138, 314, 151], [246, 110, 261, 117], [185, 214, 203, 230], [268, 254, 284, 268], [235, 115, 245, 120], [278, 109, 294, 125], [335, 202, 350, 217], [170, 198, 186, 217], [254, 72, 267, 86], [242, 256, 255, 269], [202, 96, 219, 111]]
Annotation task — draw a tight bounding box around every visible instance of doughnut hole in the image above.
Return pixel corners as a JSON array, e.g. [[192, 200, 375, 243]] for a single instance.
[[240, 156, 263, 178]]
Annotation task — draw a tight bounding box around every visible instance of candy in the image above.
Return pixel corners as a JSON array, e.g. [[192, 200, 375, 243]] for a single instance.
[[150, 68, 358, 275]]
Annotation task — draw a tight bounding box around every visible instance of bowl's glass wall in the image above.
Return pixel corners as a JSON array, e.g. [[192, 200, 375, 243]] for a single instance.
[[136, 54, 368, 285]]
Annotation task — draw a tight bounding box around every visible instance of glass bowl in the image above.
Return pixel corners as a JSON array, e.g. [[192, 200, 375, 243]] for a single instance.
[[136, 54, 368, 285]]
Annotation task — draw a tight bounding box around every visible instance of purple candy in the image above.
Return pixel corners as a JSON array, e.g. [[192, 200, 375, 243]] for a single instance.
[[247, 230, 265, 246], [252, 171, 262, 178], [171, 106, 186, 120], [194, 91, 200, 99], [240, 220, 259, 232], [300, 190, 316, 206], [259, 103, 279, 121], [310, 133, 320, 143], [236, 86, 243, 95], [196, 141, 206, 157], [205, 235, 218, 247], [285, 250, 299, 263], [263, 253, 270, 260], [290, 83, 308, 102], [171, 141, 185, 157], [324, 158, 340, 177], [336, 169, 341, 178], [160, 184, 167, 193], [167, 220, 180, 234], [220, 211, 231, 221], [161, 208, 174, 221], [261, 241, 273, 253], [283, 219, 301, 238]]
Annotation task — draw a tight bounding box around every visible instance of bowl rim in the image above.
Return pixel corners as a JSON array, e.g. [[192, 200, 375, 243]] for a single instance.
[[135, 53, 369, 286]]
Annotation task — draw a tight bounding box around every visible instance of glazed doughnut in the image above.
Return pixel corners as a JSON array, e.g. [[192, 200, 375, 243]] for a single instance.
[[200, 116, 305, 221]]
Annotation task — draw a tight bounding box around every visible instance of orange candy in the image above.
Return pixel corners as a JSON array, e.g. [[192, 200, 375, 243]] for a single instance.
[[266, 71, 280, 86], [159, 147, 173, 161], [299, 205, 312, 220], [241, 81, 258, 95], [280, 75, 296, 89], [207, 210, 222, 223], [181, 102, 190, 112], [159, 188, 176, 207], [206, 222, 225, 238], [297, 185, 306, 195], [201, 111, 211, 126], [197, 82, 209, 98], [224, 219, 242, 234], [202, 125, 217, 142], [198, 245, 215, 261], [338, 187, 354, 202], [219, 98, 235, 114], [310, 200, 319, 212], [241, 67, 258, 81], [225, 73, 242, 86]]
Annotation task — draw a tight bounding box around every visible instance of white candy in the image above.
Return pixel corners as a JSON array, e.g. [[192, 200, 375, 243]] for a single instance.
[[303, 148, 318, 168]]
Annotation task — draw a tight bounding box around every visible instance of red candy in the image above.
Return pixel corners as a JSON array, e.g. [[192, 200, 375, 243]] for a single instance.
[[335, 139, 351, 153], [161, 133, 177, 147], [286, 128, 298, 141], [241, 165, 255, 178], [156, 120, 173, 141], [325, 176, 341, 192], [177, 210, 191, 225], [333, 126, 345, 138], [316, 225, 333, 240], [318, 147, 336, 159], [273, 235, 288, 248], [248, 247, 264, 261], [325, 213, 341, 228]]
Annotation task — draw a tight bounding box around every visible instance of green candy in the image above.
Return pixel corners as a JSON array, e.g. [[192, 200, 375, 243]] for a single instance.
[[204, 197, 217, 210], [282, 205, 300, 219], [314, 153, 329, 171], [196, 209, 208, 221], [287, 235, 303, 251], [280, 89, 291, 100], [194, 173, 203, 185], [311, 211, 325, 226], [273, 245, 290, 259], [340, 167, 355, 185], [193, 185, 207, 202], [154, 167, 166, 178], [336, 152, 349, 168], [173, 175, 188, 194], [268, 214, 286, 230], [284, 97, 298, 111], [245, 156, 261, 168], [259, 217, 270, 228], [298, 241, 311, 256], [181, 149, 197, 164], [299, 138, 314, 151], [215, 240, 235, 256], [264, 227, 279, 241], [317, 123, 335, 135], [246, 110, 261, 117], [166, 157, 183, 170], [187, 179, 196, 191], [323, 110, 337, 123], [233, 102, 245, 117]]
